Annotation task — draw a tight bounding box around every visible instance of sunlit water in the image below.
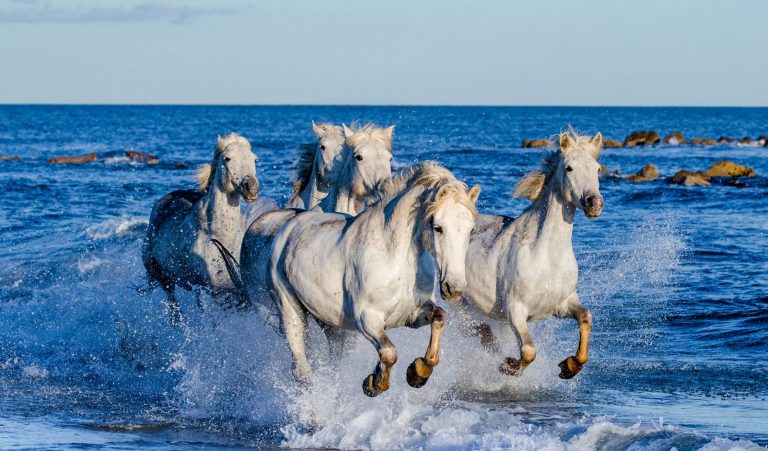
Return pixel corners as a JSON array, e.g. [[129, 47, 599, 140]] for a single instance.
[[0, 106, 766, 450]]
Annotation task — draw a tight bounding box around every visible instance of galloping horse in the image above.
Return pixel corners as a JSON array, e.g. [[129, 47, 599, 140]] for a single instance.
[[142, 133, 259, 323], [461, 131, 603, 379], [240, 123, 394, 314], [267, 162, 480, 396], [285, 122, 346, 210]]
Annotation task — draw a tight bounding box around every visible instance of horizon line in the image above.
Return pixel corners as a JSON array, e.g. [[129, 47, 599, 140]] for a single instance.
[[0, 102, 767, 109]]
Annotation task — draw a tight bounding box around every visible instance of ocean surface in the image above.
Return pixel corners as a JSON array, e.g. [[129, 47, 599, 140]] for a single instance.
[[0, 105, 766, 450]]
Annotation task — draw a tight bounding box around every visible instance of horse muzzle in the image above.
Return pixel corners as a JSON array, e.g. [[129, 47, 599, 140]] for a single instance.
[[440, 280, 465, 302], [240, 177, 260, 201], [582, 194, 604, 219]]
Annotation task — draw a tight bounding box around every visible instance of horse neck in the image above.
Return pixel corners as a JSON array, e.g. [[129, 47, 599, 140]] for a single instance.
[[202, 180, 243, 245], [377, 186, 429, 258], [520, 175, 575, 251], [301, 169, 326, 209]]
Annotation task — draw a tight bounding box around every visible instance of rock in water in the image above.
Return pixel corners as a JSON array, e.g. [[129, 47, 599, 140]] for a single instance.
[[522, 139, 554, 148], [662, 132, 686, 145], [602, 139, 623, 148], [625, 163, 660, 182], [624, 131, 660, 147], [691, 138, 717, 145], [666, 170, 711, 186], [47, 153, 97, 164], [704, 161, 755, 178]]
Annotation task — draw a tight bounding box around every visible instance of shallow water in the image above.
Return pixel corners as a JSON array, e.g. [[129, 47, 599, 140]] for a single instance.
[[0, 106, 766, 450]]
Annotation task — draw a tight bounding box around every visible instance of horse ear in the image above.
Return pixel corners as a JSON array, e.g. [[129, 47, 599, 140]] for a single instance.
[[468, 184, 481, 203], [436, 185, 449, 201], [591, 132, 603, 148], [559, 132, 571, 153], [312, 121, 326, 137], [342, 123, 353, 138], [384, 125, 395, 139]]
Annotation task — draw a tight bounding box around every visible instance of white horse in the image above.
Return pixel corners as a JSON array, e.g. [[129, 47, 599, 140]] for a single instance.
[[461, 131, 603, 379], [142, 133, 259, 323], [266, 162, 480, 397], [285, 122, 346, 210], [240, 123, 394, 309]]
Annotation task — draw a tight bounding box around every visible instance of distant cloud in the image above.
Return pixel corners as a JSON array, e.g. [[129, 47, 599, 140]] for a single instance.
[[0, 1, 241, 24]]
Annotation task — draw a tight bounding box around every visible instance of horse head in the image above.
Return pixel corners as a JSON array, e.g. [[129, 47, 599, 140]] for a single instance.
[[341, 123, 395, 199], [559, 131, 603, 218], [424, 175, 480, 302], [197, 133, 259, 201], [311, 122, 345, 190]]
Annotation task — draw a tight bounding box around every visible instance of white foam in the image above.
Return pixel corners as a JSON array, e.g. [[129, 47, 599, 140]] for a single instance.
[[22, 364, 49, 379], [85, 216, 147, 240]]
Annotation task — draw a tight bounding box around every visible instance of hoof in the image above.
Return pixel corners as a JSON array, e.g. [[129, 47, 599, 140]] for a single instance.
[[362, 374, 383, 397], [406, 357, 433, 388], [499, 357, 524, 376], [558, 356, 583, 379]]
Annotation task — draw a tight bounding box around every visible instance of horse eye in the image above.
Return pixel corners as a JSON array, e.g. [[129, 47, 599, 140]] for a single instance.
[[433, 225, 443, 234], [390, 156, 393, 162], [566, 165, 573, 172], [355, 155, 363, 161], [224, 157, 231, 162], [320, 145, 326, 150]]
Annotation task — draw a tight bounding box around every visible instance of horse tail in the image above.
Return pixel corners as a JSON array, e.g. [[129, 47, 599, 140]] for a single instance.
[[210, 238, 249, 310]]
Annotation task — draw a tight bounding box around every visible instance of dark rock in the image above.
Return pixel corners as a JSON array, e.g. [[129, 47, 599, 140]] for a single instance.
[[718, 136, 733, 143], [624, 131, 660, 147], [704, 161, 755, 178], [625, 163, 660, 182], [174, 162, 189, 169], [126, 150, 159, 161], [522, 139, 554, 149], [602, 139, 623, 148], [666, 170, 710, 186]]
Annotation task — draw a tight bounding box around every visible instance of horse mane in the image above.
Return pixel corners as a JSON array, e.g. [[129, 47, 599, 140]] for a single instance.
[[512, 129, 601, 201], [345, 123, 394, 151], [196, 133, 251, 192], [373, 161, 478, 218], [288, 142, 320, 199]]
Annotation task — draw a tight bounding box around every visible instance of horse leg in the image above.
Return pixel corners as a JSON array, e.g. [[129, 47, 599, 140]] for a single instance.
[[556, 295, 592, 379], [320, 323, 349, 362], [454, 299, 498, 351], [165, 288, 183, 327], [499, 309, 536, 376], [357, 314, 397, 397], [405, 303, 446, 388], [274, 287, 311, 384]]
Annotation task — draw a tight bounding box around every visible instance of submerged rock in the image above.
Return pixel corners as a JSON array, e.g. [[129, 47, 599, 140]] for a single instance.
[[718, 136, 733, 143], [522, 139, 554, 148], [47, 153, 97, 164], [126, 150, 158, 161], [624, 130, 660, 147], [703, 161, 755, 178], [599, 163, 620, 176], [662, 132, 686, 145], [602, 139, 623, 148], [691, 137, 717, 145], [666, 170, 711, 186], [625, 163, 660, 182], [0, 155, 20, 161]]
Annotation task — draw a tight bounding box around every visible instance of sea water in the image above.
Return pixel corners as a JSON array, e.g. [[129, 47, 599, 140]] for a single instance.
[[0, 106, 766, 450]]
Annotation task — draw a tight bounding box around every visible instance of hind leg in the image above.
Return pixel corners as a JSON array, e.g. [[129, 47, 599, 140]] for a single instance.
[[555, 294, 592, 379], [276, 291, 311, 383], [357, 313, 397, 397], [320, 323, 350, 362], [405, 302, 446, 388], [499, 308, 536, 376]]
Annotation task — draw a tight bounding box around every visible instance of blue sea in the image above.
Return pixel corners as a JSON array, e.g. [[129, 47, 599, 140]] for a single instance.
[[0, 105, 766, 450]]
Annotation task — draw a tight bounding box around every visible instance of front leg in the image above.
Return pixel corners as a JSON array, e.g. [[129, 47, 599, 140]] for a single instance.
[[404, 303, 445, 388], [499, 308, 536, 376], [555, 294, 592, 379], [357, 312, 397, 397]]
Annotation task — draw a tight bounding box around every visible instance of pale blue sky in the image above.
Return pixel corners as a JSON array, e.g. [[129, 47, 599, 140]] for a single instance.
[[1, 0, 766, 105]]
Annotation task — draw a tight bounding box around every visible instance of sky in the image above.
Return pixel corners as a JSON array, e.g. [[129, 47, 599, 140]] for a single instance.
[[0, 0, 766, 106]]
